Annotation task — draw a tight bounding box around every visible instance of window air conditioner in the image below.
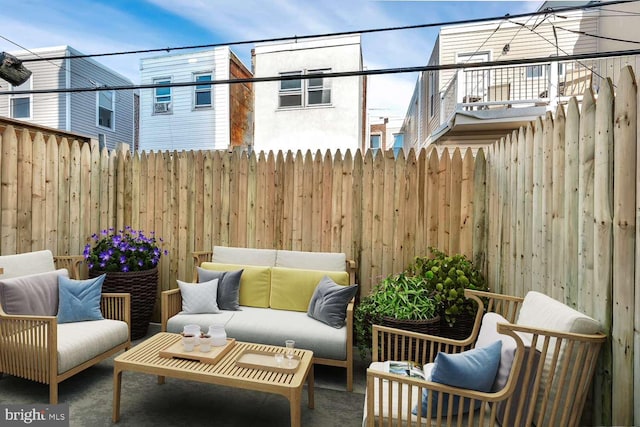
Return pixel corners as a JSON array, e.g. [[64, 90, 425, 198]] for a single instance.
[[154, 102, 171, 113]]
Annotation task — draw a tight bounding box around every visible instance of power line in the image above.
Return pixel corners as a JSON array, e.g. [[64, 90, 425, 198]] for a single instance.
[[555, 25, 640, 44], [2, 49, 638, 96], [12, 0, 638, 64]]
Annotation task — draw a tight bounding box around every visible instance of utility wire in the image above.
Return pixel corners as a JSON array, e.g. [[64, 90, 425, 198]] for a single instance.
[[12, 0, 638, 63], [554, 25, 640, 44], [2, 49, 638, 96]]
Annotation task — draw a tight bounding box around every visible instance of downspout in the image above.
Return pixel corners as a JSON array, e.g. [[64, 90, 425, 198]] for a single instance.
[[65, 54, 71, 131]]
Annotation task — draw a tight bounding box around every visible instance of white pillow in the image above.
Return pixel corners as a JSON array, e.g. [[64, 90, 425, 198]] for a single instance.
[[475, 312, 517, 391], [177, 278, 220, 314]]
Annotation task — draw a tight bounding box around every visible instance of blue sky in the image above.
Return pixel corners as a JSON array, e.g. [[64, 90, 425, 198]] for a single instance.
[[0, 0, 540, 119]]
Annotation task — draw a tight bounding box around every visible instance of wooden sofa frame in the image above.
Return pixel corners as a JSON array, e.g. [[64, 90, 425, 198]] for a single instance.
[[0, 255, 131, 404], [161, 250, 358, 391], [365, 289, 606, 427]]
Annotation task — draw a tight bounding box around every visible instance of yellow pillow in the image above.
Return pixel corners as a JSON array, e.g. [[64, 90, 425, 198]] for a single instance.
[[270, 267, 350, 312], [200, 262, 271, 308]]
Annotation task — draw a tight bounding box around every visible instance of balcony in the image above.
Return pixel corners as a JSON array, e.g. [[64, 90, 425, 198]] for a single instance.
[[428, 54, 638, 147]]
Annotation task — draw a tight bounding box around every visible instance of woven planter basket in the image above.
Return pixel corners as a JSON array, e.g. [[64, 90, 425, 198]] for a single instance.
[[90, 267, 158, 340], [379, 315, 441, 361], [438, 312, 476, 341]]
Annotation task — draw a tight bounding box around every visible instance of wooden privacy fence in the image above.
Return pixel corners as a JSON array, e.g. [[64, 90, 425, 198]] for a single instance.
[[0, 126, 485, 305], [485, 66, 638, 426]]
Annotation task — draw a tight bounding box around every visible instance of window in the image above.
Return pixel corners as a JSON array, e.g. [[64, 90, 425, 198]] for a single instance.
[[279, 69, 331, 108], [279, 72, 302, 108], [194, 73, 212, 108], [97, 90, 114, 129], [10, 77, 31, 119], [526, 65, 544, 78], [393, 134, 404, 157], [428, 72, 436, 117], [153, 78, 172, 114], [370, 134, 381, 154], [307, 69, 331, 105]]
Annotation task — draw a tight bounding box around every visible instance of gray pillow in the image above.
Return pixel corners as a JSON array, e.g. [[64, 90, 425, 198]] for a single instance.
[[307, 276, 358, 328], [177, 278, 220, 314], [197, 267, 242, 311], [0, 269, 69, 316]]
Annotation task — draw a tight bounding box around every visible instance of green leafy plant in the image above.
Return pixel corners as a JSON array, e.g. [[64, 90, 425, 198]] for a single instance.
[[408, 247, 487, 328], [354, 273, 437, 359]]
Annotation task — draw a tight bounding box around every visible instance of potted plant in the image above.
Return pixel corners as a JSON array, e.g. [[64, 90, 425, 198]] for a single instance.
[[354, 272, 439, 360], [84, 226, 168, 339], [408, 247, 488, 340]]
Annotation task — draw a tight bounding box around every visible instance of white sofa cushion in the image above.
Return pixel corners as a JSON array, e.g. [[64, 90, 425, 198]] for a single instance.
[[212, 246, 277, 266], [275, 250, 346, 272], [57, 319, 129, 374], [475, 312, 518, 392], [200, 307, 348, 361], [166, 311, 237, 334], [0, 250, 56, 279]]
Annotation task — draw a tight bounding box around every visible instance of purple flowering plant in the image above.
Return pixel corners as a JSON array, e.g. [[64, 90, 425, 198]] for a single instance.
[[84, 226, 168, 273]]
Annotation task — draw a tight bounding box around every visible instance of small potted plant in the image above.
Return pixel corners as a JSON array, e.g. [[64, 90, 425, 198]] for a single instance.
[[84, 226, 168, 339], [408, 247, 488, 340], [354, 272, 439, 360]]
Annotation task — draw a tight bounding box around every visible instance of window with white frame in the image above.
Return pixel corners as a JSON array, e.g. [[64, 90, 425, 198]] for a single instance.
[[194, 72, 212, 108], [279, 71, 303, 108], [370, 134, 381, 154], [10, 77, 31, 119], [279, 69, 331, 108], [97, 90, 114, 130], [153, 78, 172, 114], [526, 65, 544, 78], [307, 69, 331, 105]]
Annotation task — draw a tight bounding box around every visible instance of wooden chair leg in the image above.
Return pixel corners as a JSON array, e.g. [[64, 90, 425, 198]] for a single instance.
[[50, 382, 58, 404]]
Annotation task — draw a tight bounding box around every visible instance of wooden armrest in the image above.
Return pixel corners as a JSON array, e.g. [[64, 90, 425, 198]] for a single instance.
[[465, 289, 524, 323], [372, 324, 475, 364], [100, 293, 131, 326], [161, 288, 182, 332], [54, 255, 85, 279], [192, 251, 213, 282]]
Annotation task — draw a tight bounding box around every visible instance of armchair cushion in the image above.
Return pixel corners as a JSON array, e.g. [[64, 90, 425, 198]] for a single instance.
[[0, 269, 68, 315], [307, 276, 357, 328], [197, 267, 242, 311], [476, 312, 517, 391], [177, 278, 220, 314], [57, 274, 105, 324], [414, 340, 502, 416]]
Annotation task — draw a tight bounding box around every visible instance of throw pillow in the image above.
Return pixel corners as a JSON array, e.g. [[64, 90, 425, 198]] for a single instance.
[[0, 269, 68, 316], [177, 278, 220, 314], [197, 267, 242, 310], [307, 276, 358, 328], [413, 340, 502, 417], [57, 274, 105, 324], [475, 312, 517, 391]]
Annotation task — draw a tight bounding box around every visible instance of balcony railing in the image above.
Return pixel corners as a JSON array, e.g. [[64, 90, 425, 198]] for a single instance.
[[440, 55, 638, 118]]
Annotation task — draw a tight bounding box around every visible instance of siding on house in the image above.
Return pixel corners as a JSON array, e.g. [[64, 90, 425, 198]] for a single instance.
[[253, 35, 364, 154], [0, 45, 135, 150], [139, 48, 232, 152]]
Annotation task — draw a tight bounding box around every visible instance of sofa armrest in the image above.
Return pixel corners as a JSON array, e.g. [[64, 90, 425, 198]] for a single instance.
[[101, 293, 131, 326], [161, 288, 182, 332], [192, 251, 213, 282], [53, 255, 85, 279], [0, 306, 58, 382], [346, 259, 357, 286]]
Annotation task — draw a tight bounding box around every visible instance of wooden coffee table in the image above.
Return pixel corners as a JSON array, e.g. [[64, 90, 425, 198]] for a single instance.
[[112, 332, 314, 427]]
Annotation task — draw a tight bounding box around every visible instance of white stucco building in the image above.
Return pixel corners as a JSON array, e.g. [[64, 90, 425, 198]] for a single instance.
[[252, 35, 365, 155]]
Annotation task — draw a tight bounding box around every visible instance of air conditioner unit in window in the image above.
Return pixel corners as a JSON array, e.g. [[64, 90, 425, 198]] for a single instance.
[[154, 102, 171, 114]]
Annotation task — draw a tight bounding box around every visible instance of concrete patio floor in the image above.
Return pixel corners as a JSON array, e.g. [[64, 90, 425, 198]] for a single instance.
[[0, 324, 367, 427]]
